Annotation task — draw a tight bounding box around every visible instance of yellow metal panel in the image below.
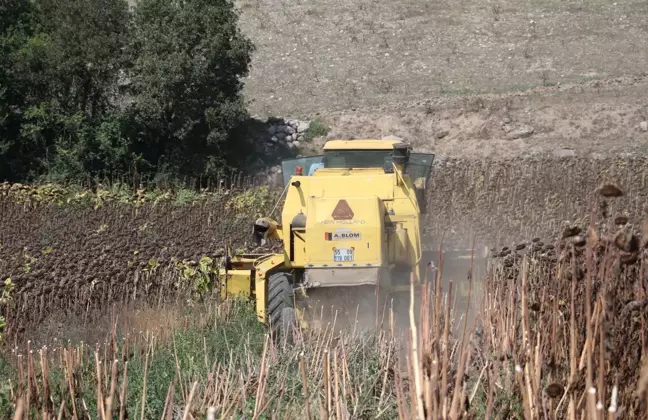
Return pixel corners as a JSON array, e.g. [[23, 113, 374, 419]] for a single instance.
[[254, 271, 267, 323], [305, 196, 384, 267], [307, 174, 394, 199], [388, 172, 423, 283], [323, 139, 403, 150], [280, 174, 393, 268], [311, 168, 387, 177], [392, 224, 409, 264], [227, 255, 262, 271], [222, 269, 253, 298], [290, 230, 307, 266], [275, 145, 425, 286]]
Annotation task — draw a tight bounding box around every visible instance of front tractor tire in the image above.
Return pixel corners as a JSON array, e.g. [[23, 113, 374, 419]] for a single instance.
[[267, 272, 297, 342]]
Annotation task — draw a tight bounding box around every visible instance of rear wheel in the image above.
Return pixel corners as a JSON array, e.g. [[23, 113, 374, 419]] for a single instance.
[[267, 272, 296, 342]]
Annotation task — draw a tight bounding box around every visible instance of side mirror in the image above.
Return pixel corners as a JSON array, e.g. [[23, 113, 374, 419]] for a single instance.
[[383, 157, 394, 173], [392, 142, 410, 166]]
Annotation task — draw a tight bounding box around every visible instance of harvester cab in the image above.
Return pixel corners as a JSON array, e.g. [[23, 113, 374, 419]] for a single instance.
[[219, 139, 439, 338]]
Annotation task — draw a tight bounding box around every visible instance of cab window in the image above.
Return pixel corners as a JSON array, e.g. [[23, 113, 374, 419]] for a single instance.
[[279, 151, 435, 187], [323, 150, 392, 169]]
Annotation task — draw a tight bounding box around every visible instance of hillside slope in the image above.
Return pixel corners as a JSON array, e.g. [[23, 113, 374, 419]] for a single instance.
[[319, 76, 648, 158], [237, 0, 648, 118]]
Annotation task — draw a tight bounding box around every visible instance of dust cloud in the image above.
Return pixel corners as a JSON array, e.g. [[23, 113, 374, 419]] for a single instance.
[[295, 244, 487, 343]]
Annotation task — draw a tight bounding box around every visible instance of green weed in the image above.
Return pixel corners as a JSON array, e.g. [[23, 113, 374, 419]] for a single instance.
[[303, 118, 330, 141]]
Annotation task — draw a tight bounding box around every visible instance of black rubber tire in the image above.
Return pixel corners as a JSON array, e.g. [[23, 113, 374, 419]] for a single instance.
[[267, 272, 296, 342]]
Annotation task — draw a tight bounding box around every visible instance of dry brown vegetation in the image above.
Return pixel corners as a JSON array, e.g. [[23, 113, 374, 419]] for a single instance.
[[424, 155, 648, 250], [480, 209, 648, 418], [0, 181, 275, 343], [2, 157, 648, 418]]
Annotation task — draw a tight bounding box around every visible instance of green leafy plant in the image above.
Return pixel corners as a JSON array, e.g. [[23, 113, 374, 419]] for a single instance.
[[22, 250, 37, 273], [143, 258, 160, 273], [1, 0, 254, 185], [303, 118, 330, 141], [0, 278, 14, 344], [225, 185, 272, 216], [176, 256, 219, 298], [0, 382, 11, 415]]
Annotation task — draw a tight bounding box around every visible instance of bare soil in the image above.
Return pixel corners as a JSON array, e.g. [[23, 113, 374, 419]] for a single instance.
[[237, 0, 648, 115], [236, 0, 648, 158], [318, 76, 648, 158]]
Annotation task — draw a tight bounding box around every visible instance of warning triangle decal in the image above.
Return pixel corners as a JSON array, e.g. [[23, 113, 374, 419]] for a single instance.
[[331, 199, 354, 220]]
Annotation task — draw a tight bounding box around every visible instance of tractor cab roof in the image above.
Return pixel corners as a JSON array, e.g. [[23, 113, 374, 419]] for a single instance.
[[322, 139, 408, 150]]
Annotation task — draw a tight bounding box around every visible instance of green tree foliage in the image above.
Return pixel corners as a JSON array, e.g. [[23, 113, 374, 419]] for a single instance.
[[0, 0, 38, 179], [0, 0, 131, 181], [124, 0, 255, 179], [0, 0, 254, 184]]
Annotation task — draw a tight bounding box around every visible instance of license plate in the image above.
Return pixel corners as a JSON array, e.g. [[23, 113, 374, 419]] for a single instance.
[[333, 247, 354, 262]]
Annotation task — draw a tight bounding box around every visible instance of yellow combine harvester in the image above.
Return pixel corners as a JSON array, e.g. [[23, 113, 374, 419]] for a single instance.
[[219, 139, 475, 338]]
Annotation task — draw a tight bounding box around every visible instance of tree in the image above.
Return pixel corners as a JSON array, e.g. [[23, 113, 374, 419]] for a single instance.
[[124, 0, 255, 180], [0, 0, 38, 180], [0, 0, 132, 182], [0, 0, 255, 184], [37, 0, 130, 122]]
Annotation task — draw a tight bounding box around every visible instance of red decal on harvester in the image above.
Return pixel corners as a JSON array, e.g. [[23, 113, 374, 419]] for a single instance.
[[325, 232, 332, 240]]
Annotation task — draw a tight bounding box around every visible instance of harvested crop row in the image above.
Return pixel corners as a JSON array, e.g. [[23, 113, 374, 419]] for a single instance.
[[0, 183, 279, 339], [481, 185, 648, 418], [425, 155, 648, 250], [2, 155, 648, 345], [1, 165, 648, 417]]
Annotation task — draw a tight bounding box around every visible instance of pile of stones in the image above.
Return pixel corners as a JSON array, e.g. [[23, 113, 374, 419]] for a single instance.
[[265, 117, 311, 149]]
